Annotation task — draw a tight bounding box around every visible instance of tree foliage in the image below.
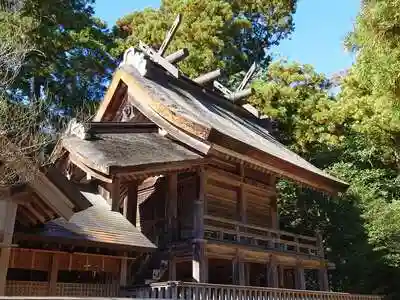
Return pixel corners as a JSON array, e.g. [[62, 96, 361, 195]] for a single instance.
[[6, 0, 116, 110], [249, 2, 400, 293], [113, 0, 297, 78]]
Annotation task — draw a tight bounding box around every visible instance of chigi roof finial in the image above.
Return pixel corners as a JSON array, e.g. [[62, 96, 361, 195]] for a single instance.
[[120, 14, 258, 104]]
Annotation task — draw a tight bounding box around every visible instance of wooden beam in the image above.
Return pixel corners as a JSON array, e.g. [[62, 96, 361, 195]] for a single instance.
[[267, 255, 278, 288], [139, 42, 180, 78], [194, 69, 221, 85], [165, 48, 189, 64], [0, 200, 18, 296], [295, 264, 306, 290], [192, 167, 207, 283], [69, 154, 113, 183], [124, 181, 138, 224], [158, 14, 181, 56], [167, 173, 178, 241], [237, 62, 257, 91], [48, 254, 59, 295], [319, 267, 329, 291], [111, 177, 121, 212], [169, 255, 176, 280], [120, 253, 128, 287], [227, 88, 253, 103]]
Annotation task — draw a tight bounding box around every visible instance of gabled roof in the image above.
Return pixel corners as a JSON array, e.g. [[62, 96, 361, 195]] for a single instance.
[[94, 61, 347, 194], [62, 130, 202, 175], [0, 166, 92, 227], [16, 189, 156, 251]]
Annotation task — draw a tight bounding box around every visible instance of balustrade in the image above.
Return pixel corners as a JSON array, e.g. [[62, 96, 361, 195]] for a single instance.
[[129, 281, 383, 300], [204, 215, 321, 257]]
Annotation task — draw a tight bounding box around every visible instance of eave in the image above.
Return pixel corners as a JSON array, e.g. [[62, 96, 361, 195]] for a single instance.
[[94, 67, 348, 194]]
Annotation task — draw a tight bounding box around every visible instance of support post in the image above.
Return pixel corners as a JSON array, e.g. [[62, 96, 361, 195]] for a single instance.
[[316, 231, 329, 290], [267, 255, 279, 288], [167, 173, 178, 241], [168, 255, 176, 281], [295, 264, 306, 290], [124, 181, 138, 224], [0, 200, 18, 296], [111, 177, 121, 212], [318, 267, 329, 291], [238, 260, 246, 286], [192, 167, 207, 283], [48, 254, 59, 295], [120, 254, 128, 287]]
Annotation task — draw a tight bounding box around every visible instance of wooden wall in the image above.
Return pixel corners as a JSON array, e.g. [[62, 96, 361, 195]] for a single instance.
[[9, 248, 121, 274], [204, 159, 276, 229]]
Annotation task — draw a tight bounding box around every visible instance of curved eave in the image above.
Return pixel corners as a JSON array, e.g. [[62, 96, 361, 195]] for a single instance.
[[94, 67, 348, 195]]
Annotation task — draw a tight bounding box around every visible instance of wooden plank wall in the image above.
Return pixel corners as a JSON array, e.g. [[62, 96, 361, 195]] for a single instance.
[[205, 160, 276, 229], [9, 248, 120, 274]]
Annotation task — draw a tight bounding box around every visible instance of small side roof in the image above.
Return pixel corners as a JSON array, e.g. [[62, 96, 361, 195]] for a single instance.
[[62, 131, 203, 175], [16, 189, 156, 251]]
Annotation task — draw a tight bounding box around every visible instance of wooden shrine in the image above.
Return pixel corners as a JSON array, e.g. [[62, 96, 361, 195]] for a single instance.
[[0, 14, 383, 300]]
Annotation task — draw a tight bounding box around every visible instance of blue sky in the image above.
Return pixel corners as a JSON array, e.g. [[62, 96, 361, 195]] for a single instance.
[[95, 0, 360, 76]]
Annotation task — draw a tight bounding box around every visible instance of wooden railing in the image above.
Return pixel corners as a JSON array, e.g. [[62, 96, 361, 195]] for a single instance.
[[128, 281, 382, 300], [204, 215, 321, 257], [128, 281, 383, 300]]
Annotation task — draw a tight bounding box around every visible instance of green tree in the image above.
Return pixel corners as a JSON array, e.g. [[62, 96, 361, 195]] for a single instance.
[[112, 0, 297, 78], [251, 60, 400, 297], [7, 0, 116, 110]]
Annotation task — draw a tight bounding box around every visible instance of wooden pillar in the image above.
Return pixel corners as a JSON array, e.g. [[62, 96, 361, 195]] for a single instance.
[[267, 255, 278, 288], [167, 173, 178, 241], [48, 254, 59, 295], [168, 256, 176, 281], [318, 267, 329, 291], [124, 181, 138, 224], [0, 200, 18, 296], [316, 231, 329, 291], [111, 177, 121, 212], [238, 261, 246, 286], [278, 265, 284, 288], [238, 163, 247, 225], [192, 167, 207, 283], [120, 255, 128, 287], [295, 264, 306, 290]]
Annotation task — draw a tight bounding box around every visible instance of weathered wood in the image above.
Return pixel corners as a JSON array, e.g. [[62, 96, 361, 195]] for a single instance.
[[192, 167, 207, 283], [128, 281, 383, 300], [167, 173, 178, 241], [194, 69, 221, 85], [124, 181, 138, 224], [158, 14, 181, 56], [111, 177, 121, 212], [268, 256, 279, 288], [139, 42, 180, 78], [0, 200, 18, 296], [165, 48, 189, 64], [169, 255, 176, 280], [319, 267, 329, 291], [227, 88, 253, 103], [48, 254, 59, 295], [120, 253, 128, 287], [295, 264, 306, 290], [237, 62, 257, 91]]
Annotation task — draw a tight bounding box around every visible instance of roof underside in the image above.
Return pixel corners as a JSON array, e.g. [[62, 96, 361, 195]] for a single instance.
[[117, 65, 346, 189], [62, 132, 202, 173], [19, 189, 156, 251]]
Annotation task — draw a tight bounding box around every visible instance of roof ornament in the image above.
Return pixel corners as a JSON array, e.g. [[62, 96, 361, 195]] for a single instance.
[[213, 62, 257, 103], [64, 118, 92, 140], [121, 14, 187, 79]]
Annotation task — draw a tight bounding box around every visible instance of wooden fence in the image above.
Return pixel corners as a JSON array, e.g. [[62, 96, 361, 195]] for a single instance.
[[127, 281, 383, 300], [6, 280, 119, 297]]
